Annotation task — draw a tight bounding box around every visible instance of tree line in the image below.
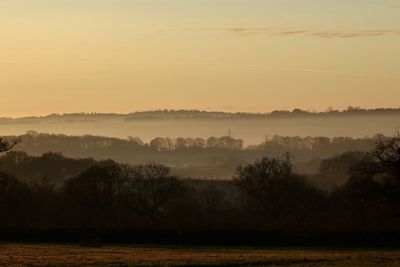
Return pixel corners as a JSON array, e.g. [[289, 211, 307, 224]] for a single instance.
[[0, 134, 399, 244], [3, 132, 379, 178], [2, 107, 400, 124], [12, 131, 376, 153]]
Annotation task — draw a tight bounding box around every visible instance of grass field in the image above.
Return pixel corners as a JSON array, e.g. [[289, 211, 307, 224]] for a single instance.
[[0, 244, 400, 266]]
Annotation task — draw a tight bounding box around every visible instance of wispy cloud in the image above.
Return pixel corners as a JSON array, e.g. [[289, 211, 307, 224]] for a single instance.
[[181, 63, 400, 81], [183, 27, 400, 38]]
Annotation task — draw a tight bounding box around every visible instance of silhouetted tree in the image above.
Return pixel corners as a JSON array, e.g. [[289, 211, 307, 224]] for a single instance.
[[64, 160, 125, 230], [319, 151, 372, 186], [374, 132, 400, 179], [234, 156, 324, 229], [124, 163, 185, 221], [0, 172, 32, 228], [332, 155, 385, 231], [0, 151, 96, 186]]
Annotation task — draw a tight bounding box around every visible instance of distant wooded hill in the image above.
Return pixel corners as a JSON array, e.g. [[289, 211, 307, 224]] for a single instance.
[[1, 107, 400, 122]]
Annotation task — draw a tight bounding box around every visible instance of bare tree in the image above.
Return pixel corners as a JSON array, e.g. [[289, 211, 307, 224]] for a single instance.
[[124, 163, 184, 219], [64, 160, 124, 230], [373, 132, 400, 177], [0, 137, 20, 153], [234, 156, 323, 228]]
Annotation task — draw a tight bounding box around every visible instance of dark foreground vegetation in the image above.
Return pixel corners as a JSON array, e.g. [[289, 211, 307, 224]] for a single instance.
[[0, 134, 399, 246]]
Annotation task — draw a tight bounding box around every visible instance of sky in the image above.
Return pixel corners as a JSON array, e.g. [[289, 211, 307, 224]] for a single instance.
[[1, 0, 400, 117]]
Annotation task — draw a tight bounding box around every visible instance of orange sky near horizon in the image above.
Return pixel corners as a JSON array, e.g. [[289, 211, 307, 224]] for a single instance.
[[1, 0, 400, 117]]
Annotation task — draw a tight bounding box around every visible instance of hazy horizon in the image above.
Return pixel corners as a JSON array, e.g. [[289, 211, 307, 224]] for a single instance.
[[1, 106, 400, 119]]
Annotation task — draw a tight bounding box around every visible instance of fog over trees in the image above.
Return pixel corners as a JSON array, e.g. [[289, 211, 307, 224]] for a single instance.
[[0, 131, 380, 183], [0, 108, 399, 146], [0, 132, 400, 244], [0, 109, 399, 244]]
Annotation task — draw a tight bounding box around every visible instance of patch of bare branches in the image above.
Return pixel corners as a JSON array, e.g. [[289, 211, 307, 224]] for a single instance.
[[0, 137, 20, 153]]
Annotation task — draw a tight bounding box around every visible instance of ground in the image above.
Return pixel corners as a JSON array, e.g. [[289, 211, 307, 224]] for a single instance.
[[0, 244, 400, 266]]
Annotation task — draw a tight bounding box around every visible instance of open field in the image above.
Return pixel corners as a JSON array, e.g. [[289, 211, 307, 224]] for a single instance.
[[0, 244, 400, 266]]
